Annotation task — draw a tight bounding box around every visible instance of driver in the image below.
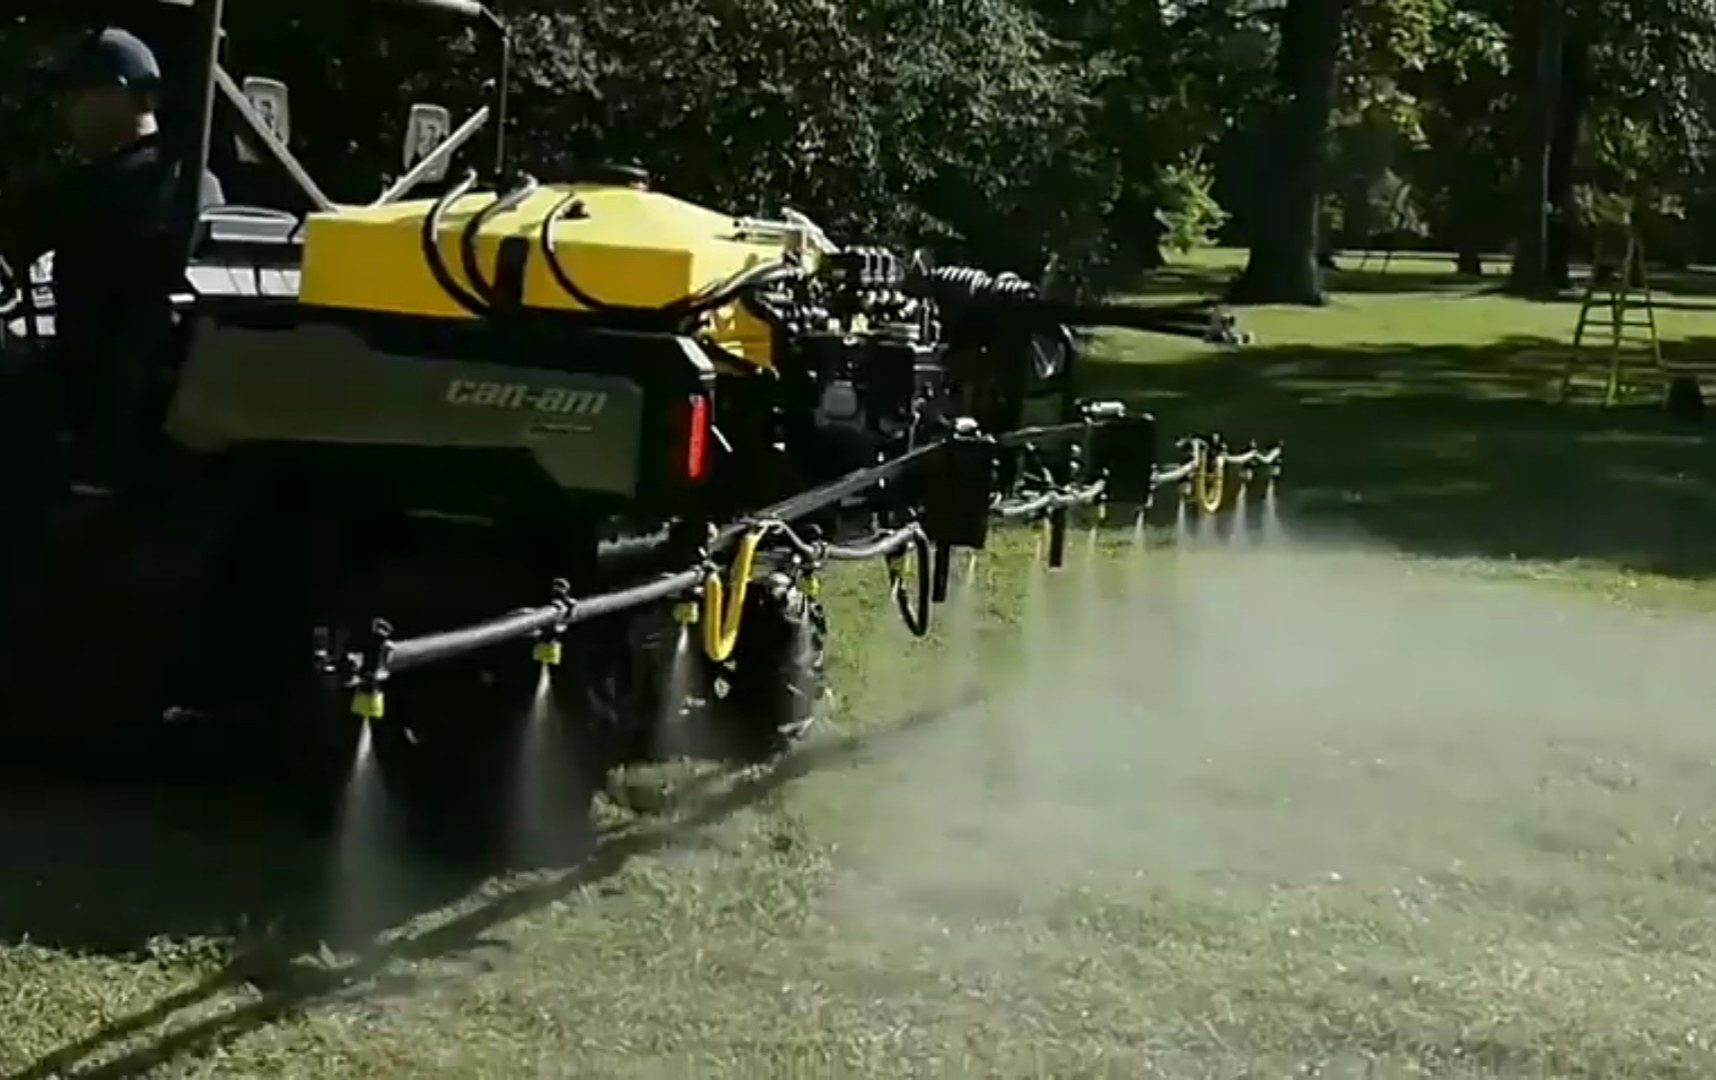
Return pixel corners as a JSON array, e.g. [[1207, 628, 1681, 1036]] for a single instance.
[[0, 27, 224, 482]]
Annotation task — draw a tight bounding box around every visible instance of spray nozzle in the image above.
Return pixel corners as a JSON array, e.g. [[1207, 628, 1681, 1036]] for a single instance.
[[349, 617, 393, 722], [531, 638, 563, 666], [532, 579, 572, 666]]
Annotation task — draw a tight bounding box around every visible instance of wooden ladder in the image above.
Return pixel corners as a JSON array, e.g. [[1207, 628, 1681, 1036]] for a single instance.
[[1557, 224, 1667, 406]]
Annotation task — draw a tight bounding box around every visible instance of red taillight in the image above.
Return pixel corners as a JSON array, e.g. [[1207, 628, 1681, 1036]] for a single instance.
[[684, 394, 709, 480]]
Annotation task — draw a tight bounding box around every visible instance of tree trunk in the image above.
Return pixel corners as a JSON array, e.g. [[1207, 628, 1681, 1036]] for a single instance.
[[1125, 0, 1166, 269], [1227, 0, 1348, 305], [1448, 164, 1487, 276], [1507, 0, 1562, 295], [1138, 203, 1167, 270], [1543, 33, 1589, 290]]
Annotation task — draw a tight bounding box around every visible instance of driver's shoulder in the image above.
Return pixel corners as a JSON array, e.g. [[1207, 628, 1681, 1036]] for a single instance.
[[77, 145, 175, 216]]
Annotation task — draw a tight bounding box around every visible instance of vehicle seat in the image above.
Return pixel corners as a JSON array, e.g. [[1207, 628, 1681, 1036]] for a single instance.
[[198, 204, 301, 244], [186, 204, 303, 302]]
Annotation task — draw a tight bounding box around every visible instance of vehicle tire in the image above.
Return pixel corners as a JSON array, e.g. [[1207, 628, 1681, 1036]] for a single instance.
[[713, 573, 828, 763]]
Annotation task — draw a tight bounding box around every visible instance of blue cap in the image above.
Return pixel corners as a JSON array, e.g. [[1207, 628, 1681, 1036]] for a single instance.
[[54, 28, 162, 93]]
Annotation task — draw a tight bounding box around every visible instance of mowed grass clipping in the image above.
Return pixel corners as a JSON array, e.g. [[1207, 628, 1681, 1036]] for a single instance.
[[7, 251, 1716, 1077]]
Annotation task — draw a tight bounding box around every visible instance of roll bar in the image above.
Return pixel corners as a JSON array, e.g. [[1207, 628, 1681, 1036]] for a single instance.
[[380, 0, 510, 175], [168, 0, 224, 271]]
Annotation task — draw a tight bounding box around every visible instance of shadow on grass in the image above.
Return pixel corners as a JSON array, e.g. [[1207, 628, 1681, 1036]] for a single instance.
[[1085, 334, 1716, 579], [0, 725, 504, 962], [0, 757, 492, 1080], [1, 696, 972, 1080], [1136, 252, 1716, 304], [0, 781, 356, 954], [1635, 268, 1716, 298], [1354, 267, 1716, 307], [1320, 267, 1493, 295], [1136, 261, 1503, 300], [1499, 285, 1716, 310]]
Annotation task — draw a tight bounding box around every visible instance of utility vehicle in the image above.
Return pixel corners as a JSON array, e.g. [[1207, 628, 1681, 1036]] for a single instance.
[[0, 0, 1275, 850]]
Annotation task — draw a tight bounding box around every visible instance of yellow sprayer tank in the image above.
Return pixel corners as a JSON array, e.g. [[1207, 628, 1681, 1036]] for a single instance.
[[296, 182, 789, 367]]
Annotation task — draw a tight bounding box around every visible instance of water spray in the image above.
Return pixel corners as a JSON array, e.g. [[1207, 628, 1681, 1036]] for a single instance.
[[653, 601, 701, 759], [307, 401, 1282, 852], [325, 618, 406, 945], [1230, 473, 1251, 548], [504, 585, 587, 867]]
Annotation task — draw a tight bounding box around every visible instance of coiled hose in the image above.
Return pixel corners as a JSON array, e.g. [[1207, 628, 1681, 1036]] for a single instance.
[[884, 527, 931, 637], [789, 521, 931, 638], [1191, 440, 1225, 514], [700, 528, 762, 663], [714, 521, 933, 645], [923, 265, 1038, 301]]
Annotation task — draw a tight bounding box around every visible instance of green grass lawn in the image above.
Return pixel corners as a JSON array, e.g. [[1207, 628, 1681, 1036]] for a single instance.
[[8, 252, 1716, 1078], [1106, 248, 1716, 594]]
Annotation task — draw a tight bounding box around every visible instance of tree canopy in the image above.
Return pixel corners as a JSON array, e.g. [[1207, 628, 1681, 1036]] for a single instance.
[[3, 0, 1715, 301]]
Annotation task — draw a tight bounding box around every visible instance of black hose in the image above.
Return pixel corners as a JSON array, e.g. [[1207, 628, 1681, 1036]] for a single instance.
[[739, 290, 790, 333], [386, 604, 558, 673], [994, 478, 1106, 520], [562, 568, 706, 621], [731, 517, 932, 640], [1151, 443, 1283, 491], [889, 527, 931, 638], [539, 190, 620, 313], [392, 0, 489, 18], [712, 442, 944, 551], [769, 520, 924, 563], [666, 260, 801, 318], [537, 187, 801, 321], [420, 170, 488, 315], [825, 525, 922, 562], [385, 568, 703, 672], [918, 265, 1229, 342], [996, 491, 1056, 520], [459, 173, 539, 306], [920, 265, 1037, 302]]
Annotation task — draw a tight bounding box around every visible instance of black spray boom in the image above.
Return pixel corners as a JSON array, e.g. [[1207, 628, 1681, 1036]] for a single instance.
[[333, 401, 1282, 721]]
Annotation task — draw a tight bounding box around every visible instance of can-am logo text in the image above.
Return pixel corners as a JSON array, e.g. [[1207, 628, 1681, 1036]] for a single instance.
[[444, 379, 608, 415]]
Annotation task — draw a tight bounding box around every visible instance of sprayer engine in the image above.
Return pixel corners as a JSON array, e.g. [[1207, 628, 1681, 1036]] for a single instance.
[[738, 242, 1078, 494], [757, 247, 940, 479]]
